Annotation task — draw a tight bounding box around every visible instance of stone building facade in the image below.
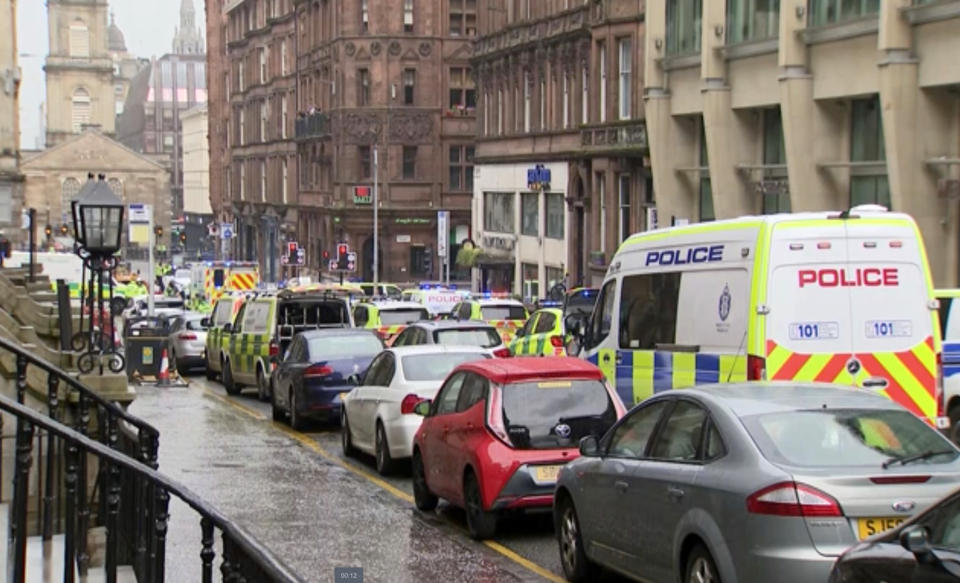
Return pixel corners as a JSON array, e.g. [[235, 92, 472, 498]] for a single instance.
[[0, 0, 24, 246], [472, 0, 649, 293]]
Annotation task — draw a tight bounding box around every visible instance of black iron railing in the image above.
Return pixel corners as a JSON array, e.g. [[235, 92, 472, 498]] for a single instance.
[[295, 111, 331, 139]]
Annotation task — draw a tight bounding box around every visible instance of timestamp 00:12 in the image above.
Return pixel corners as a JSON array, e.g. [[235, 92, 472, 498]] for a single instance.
[[334, 567, 363, 582]]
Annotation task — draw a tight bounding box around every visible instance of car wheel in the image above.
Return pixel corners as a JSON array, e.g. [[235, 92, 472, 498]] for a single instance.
[[289, 389, 305, 431], [412, 450, 437, 512], [686, 544, 721, 583], [270, 386, 283, 422], [204, 354, 215, 380], [375, 422, 397, 476], [556, 495, 595, 582], [223, 360, 239, 396], [341, 411, 357, 457], [464, 472, 497, 540], [256, 367, 270, 402], [949, 403, 960, 445]]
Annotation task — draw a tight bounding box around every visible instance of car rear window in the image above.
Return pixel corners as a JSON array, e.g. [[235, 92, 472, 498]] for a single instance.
[[279, 300, 349, 327], [402, 352, 489, 382], [379, 308, 429, 326], [307, 334, 383, 359], [186, 318, 207, 331], [500, 379, 617, 449], [741, 408, 958, 468], [481, 305, 527, 320], [433, 328, 502, 348]]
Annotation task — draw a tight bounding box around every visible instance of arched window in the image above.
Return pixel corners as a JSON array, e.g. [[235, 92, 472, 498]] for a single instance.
[[69, 20, 90, 58], [107, 178, 124, 201], [71, 88, 91, 133], [61, 177, 81, 218]]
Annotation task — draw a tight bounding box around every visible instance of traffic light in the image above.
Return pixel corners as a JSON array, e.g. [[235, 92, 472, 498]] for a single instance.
[[59, 224, 69, 236], [288, 241, 298, 258], [423, 247, 433, 276], [44, 225, 52, 237], [336, 243, 348, 270]]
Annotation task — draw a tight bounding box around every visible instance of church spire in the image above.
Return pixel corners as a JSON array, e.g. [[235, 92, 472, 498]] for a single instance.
[[172, 0, 204, 55]]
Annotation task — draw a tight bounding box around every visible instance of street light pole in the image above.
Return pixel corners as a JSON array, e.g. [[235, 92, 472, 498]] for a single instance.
[[373, 145, 379, 286]]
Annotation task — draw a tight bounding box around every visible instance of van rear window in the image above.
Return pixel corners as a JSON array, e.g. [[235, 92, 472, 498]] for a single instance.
[[279, 301, 349, 328], [619, 273, 681, 350]]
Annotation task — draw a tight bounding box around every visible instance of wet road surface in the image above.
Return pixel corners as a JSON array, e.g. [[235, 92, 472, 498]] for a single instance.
[[129, 376, 629, 583]]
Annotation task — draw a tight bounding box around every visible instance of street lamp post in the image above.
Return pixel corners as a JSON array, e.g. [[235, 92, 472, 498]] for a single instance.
[[71, 174, 126, 375], [373, 145, 379, 286]]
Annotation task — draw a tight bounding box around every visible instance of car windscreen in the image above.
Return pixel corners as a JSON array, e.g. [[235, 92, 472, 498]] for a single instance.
[[307, 334, 383, 359], [481, 305, 527, 320], [401, 352, 489, 381], [501, 379, 616, 449], [379, 308, 429, 326], [279, 300, 349, 327], [740, 408, 959, 468], [433, 328, 502, 348], [212, 301, 234, 325], [186, 318, 207, 331], [565, 290, 598, 315]]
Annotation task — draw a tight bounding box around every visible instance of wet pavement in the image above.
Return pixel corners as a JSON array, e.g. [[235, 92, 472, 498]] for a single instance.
[[129, 376, 620, 583]]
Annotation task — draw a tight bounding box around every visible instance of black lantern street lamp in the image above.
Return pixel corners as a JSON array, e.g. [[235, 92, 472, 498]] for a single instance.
[[71, 174, 126, 374]]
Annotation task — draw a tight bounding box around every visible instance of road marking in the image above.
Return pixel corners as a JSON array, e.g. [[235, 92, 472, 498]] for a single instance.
[[198, 383, 564, 583]]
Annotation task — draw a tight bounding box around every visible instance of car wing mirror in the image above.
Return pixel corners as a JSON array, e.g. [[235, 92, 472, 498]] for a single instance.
[[901, 525, 932, 556], [347, 373, 362, 386], [413, 400, 432, 416], [579, 435, 600, 457], [201, 317, 211, 327], [222, 323, 232, 334]]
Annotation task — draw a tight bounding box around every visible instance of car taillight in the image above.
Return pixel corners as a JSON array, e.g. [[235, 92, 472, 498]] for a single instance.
[[485, 386, 512, 447], [269, 342, 279, 357], [304, 364, 333, 378], [492, 347, 512, 358], [746, 482, 842, 517], [400, 393, 422, 415], [550, 335, 563, 348], [177, 333, 197, 341], [747, 354, 766, 381]]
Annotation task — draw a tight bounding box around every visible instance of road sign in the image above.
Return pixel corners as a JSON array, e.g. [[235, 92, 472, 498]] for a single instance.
[[128, 203, 152, 244], [221, 223, 234, 239], [437, 210, 449, 258]]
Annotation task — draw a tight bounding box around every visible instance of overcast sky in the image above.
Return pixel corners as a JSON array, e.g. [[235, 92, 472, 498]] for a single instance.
[[17, 0, 207, 149]]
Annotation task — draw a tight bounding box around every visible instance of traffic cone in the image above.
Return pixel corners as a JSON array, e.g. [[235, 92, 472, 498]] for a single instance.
[[158, 348, 171, 386]]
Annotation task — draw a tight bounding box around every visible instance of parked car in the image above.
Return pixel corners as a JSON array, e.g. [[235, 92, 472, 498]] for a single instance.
[[412, 357, 626, 539], [830, 485, 960, 582], [166, 312, 209, 375], [270, 329, 383, 430], [341, 345, 490, 475], [553, 383, 960, 583], [390, 320, 510, 357]]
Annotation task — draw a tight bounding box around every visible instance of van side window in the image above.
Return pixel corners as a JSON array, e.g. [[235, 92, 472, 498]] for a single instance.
[[213, 269, 225, 288], [939, 298, 953, 340], [619, 273, 681, 350], [587, 279, 616, 350]]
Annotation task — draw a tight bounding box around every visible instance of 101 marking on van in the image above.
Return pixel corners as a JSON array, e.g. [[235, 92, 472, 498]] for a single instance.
[[645, 245, 724, 266], [798, 267, 899, 288]]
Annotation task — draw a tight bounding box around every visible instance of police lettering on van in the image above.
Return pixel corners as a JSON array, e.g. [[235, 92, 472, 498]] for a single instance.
[[576, 206, 945, 428]]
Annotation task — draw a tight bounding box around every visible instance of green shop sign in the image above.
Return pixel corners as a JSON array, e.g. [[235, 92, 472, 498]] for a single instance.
[[394, 217, 431, 225]]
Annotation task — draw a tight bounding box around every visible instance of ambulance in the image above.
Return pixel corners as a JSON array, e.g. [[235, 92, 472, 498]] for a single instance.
[[189, 261, 260, 303], [575, 205, 945, 427]]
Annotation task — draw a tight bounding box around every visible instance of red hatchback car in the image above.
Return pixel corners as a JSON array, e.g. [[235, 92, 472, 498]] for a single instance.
[[411, 357, 626, 539]]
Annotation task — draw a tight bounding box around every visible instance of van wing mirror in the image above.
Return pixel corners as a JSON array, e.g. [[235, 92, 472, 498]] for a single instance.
[[222, 323, 232, 334], [201, 317, 211, 328]]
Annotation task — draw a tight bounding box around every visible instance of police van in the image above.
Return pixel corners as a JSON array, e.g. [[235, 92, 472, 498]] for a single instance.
[[575, 205, 944, 426], [935, 289, 960, 441]]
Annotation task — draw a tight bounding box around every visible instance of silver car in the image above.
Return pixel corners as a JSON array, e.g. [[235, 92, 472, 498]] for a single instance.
[[167, 313, 209, 375], [554, 382, 960, 583]]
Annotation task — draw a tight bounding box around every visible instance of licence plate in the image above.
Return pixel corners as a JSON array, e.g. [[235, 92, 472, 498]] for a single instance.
[[339, 392, 348, 402], [533, 465, 563, 483], [856, 516, 905, 539]]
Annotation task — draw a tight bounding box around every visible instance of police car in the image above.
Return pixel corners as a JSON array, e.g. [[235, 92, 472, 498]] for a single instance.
[[450, 296, 529, 344], [356, 282, 403, 299], [508, 306, 567, 356], [352, 300, 430, 343], [221, 290, 353, 400], [400, 285, 471, 317], [573, 205, 944, 425]]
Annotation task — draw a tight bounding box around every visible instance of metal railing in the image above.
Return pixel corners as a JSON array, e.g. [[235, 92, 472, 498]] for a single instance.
[[580, 119, 648, 152], [0, 335, 302, 582], [295, 111, 331, 139]]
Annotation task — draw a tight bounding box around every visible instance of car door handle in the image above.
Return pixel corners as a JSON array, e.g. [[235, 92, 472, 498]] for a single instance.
[[614, 480, 628, 493], [667, 486, 685, 500]]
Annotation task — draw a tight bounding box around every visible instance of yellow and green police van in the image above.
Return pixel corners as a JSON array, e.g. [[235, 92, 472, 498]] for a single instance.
[[575, 205, 944, 426], [221, 290, 354, 399]]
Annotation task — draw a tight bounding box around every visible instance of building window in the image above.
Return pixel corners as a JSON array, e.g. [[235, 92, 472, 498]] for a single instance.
[[70, 88, 91, 133], [282, 159, 289, 204], [484, 192, 514, 233], [260, 161, 267, 202], [849, 96, 890, 208], [358, 68, 370, 105], [410, 246, 428, 277], [404, 0, 414, 32], [281, 39, 288, 76], [546, 266, 563, 291], [61, 177, 81, 213], [599, 42, 607, 123], [449, 67, 476, 112], [449, 145, 474, 191], [280, 95, 288, 139], [449, 0, 477, 37], [539, 79, 546, 130], [238, 60, 245, 91], [523, 71, 531, 132], [497, 89, 504, 134], [361, 0, 369, 32], [562, 73, 570, 129], [359, 145, 372, 179], [69, 20, 89, 57], [597, 173, 606, 254], [522, 263, 539, 301], [618, 174, 631, 242], [698, 118, 715, 221], [581, 67, 588, 124], [761, 107, 790, 214], [483, 91, 490, 135], [810, 0, 880, 28], [666, 0, 702, 56], [546, 193, 564, 240], [403, 146, 417, 179], [240, 163, 246, 200], [728, 0, 780, 44], [521, 193, 538, 236], [239, 109, 245, 145], [260, 102, 268, 141], [403, 69, 416, 105], [259, 47, 267, 83], [618, 38, 632, 120]]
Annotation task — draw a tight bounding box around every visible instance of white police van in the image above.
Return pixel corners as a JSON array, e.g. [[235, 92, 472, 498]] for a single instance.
[[576, 206, 944, 426]]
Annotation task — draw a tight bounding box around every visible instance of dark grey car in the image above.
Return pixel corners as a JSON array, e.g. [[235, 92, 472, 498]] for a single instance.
[[553, 383, 960, 583]]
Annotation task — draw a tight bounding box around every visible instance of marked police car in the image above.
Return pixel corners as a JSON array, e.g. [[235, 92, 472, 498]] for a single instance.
[[352, 300, 430, 343], [400, 285, 471, 318], [572, 205, 944, 425], [508, 307, 567, 356], [450, 296, 529, 344]]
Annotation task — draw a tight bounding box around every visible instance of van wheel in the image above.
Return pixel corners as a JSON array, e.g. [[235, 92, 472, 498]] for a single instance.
[[256, 367, 270, 402], [223, 361, 239, 396], [412, 451, 437, 511], [464, 472, 497, 540], [949, 404, 960, 445]]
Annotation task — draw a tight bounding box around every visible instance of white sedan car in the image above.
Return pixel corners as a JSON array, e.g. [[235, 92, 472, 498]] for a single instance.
[[341, 345, 490, 475]]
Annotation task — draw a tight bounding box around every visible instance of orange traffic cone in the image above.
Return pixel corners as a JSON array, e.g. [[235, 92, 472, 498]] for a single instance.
[[158, 348, 171, 386]]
